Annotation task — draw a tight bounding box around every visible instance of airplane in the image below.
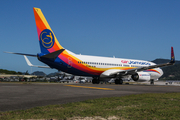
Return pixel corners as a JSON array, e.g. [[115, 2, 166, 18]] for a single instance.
[[60, 75, 74, 83], [75, 76, 89, 83], [50, 74, 65, 82], [78, 77, 88, 83], [64, 75, 75, 80], [5, 7, 175, 85]]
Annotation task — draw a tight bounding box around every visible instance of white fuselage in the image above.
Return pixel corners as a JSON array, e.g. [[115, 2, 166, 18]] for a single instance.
[[65, 50, 163, 81]]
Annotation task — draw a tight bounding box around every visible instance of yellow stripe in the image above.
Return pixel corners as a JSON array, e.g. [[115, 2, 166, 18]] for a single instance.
[[34, 8, 51, 30], [64, 85, 114, 90]]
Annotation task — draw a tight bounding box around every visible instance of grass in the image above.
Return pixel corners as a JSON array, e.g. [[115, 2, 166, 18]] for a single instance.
[[0, 93, 180, 120]]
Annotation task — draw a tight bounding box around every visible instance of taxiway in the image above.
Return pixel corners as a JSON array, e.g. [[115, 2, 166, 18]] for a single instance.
[[0, 83, 179, 112]]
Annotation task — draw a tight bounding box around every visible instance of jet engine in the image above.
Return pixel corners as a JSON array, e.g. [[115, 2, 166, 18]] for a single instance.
[[131, 72, 151, 82]]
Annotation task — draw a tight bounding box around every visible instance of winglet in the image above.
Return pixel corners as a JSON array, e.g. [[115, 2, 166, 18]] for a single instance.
[[24, 55, 50, 68], [24, 55, 33, 67], [170, 47, 175, 64]]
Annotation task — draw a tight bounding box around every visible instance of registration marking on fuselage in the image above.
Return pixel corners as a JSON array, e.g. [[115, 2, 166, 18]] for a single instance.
[[64, 85, 115, 90]]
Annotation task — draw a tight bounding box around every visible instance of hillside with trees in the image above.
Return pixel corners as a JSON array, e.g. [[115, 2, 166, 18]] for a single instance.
[[152, 59, 180, 80], [160, 64, 180, 80], [0, 69, 22, 75]]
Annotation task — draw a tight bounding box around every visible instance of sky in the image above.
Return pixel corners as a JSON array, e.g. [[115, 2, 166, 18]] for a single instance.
[[0, 0, 180, 74]]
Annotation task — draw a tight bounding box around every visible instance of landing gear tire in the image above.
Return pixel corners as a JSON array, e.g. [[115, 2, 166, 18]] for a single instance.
[[150, 79, 154, 85], [119, 80, 123, 84], [92, 78, 100, 84], [115, 79, 123, 84]]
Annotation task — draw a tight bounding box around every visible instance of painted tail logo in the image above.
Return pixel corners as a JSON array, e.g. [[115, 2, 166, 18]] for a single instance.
[[33, 7, 64, 54], [40, 29, 55, 49]]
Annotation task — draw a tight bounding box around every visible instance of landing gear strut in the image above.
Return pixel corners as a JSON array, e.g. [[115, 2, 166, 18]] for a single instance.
[[150, 79, 154, 85], [92, 77, 100, 84], [115, 79, 123, 84]]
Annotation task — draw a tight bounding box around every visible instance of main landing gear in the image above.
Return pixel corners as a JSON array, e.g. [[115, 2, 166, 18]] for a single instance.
[[92, 77, 100, 84], [115, 78, 123, 84], [92, 77, 123, 84], [150, 79, 154, 85]]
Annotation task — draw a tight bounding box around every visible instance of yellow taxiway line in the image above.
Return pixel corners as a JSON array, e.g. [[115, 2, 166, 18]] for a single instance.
[[64, 85, 115, 90]]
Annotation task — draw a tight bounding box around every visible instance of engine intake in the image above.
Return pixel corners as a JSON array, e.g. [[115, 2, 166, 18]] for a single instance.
[[131, 72, 151, 82]]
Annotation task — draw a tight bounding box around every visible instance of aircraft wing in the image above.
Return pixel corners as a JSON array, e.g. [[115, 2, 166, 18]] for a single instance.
[[24, 55, 50, 68], [109, 47, 175, 76]]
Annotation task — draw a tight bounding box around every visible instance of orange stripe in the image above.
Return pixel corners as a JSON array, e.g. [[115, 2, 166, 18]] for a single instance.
[[61, 52, 102, 73], [53, 42, 60, 51], [33, 8, 47, 32]]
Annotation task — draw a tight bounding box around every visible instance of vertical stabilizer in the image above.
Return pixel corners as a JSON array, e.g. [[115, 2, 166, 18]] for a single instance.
[[33, 7, 64, 54], [170, 47, 175, 63]]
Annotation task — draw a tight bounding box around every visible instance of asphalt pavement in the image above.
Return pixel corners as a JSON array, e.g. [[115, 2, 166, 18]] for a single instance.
[[0, 83, 179, 112]]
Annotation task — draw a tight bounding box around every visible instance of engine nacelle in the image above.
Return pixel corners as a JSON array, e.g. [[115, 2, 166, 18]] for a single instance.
[[131, 72, 151, 82]]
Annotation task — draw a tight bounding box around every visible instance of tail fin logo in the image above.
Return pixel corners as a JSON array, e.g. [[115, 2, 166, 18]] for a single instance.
[[40, 29, 55, 49]]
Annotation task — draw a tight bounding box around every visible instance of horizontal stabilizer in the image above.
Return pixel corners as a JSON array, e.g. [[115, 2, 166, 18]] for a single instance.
[[4, 51, 37, 57]]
